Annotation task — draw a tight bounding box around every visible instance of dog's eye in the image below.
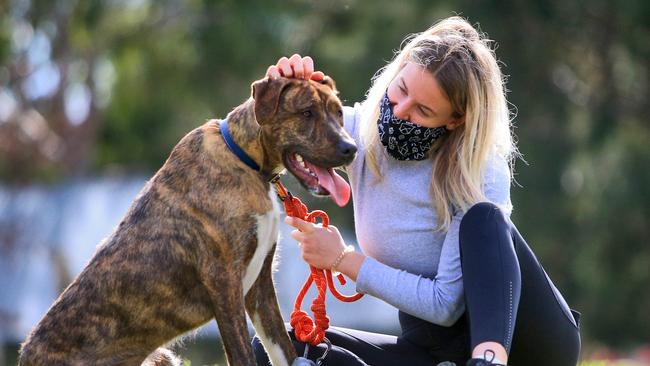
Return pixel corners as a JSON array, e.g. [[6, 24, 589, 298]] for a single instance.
[[302, 110, 313, 118]]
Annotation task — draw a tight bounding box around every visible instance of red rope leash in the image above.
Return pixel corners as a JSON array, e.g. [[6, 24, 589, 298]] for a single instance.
[[274, 180, 364, 346]]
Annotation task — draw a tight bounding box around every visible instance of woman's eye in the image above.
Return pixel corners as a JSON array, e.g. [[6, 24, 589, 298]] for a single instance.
[[337, 109, 343, 117], [303, 110, 313, 118]]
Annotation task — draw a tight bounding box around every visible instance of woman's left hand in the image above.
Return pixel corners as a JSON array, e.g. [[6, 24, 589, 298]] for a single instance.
[[266, 54, 325, 81], [285, 216, 346, 270]]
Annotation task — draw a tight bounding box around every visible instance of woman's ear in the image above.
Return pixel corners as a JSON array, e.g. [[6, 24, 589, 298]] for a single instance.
[[445, 116, 465, 131]]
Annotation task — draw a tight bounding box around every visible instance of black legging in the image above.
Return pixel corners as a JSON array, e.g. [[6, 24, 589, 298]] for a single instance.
[[459, 202, 581, 365], [252, 202, 581, 365]]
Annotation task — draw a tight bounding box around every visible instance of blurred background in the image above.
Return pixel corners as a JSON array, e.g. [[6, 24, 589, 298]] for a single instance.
[[1, 0, 648, 365]]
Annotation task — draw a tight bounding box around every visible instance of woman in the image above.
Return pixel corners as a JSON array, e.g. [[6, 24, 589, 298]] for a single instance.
[[253, 16, 581, 366]]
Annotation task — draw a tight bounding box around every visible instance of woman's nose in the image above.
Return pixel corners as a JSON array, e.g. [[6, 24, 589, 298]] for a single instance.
[[392, 102, 410, 121]]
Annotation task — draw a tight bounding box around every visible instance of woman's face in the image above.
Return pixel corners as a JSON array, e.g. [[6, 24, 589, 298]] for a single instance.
[[386, 62, 462, 130]]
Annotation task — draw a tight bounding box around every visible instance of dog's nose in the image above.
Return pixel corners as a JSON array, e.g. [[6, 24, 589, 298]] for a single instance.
[[337, 140, 357, 159]]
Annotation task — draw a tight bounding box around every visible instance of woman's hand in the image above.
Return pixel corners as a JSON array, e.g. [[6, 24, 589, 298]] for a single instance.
[[266, 54, 325, 81], [286, 216, 345, 269], [285, 216, 366, 281]]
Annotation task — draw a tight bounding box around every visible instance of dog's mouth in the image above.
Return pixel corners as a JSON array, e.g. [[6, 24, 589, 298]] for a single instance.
[[284, 152, 351, 207]]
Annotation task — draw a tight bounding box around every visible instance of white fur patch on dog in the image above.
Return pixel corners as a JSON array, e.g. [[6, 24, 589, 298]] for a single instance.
[[141, 347, 182, 366], [252, 313, 290, 366], [243, 188, 280, 295]]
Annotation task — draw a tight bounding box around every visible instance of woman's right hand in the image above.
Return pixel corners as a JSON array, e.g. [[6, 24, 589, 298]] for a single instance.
[[266, 54, 325, 81]]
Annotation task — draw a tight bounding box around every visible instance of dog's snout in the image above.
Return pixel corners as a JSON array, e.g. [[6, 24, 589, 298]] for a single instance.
[[337, 140, 357, 159]]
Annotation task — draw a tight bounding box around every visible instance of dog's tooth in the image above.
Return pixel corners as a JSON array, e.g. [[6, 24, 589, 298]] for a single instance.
[[296, 154, 304, 163]]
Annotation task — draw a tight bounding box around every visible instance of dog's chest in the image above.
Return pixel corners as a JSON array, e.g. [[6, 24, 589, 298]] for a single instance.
[[243, 188, 281, 295]]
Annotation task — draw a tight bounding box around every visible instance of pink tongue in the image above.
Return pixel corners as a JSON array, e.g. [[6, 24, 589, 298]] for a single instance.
[[306, 163, 351, 207]]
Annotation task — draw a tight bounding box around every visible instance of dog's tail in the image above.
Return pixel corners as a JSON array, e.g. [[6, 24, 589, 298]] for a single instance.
[[141, 347, 182, 366]]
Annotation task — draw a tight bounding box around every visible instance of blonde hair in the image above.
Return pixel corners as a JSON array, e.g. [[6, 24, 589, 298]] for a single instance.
[[360, 16, 519, 231]]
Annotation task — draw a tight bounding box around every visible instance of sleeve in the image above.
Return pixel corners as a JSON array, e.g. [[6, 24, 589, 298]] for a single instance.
[[482, 153, 513, 215], [355, 154, 513, 327], [342, 103, 362, 143], [356, 215, 465, 327]]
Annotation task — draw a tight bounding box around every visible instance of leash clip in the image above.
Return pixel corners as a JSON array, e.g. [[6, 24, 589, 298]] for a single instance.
[[315, 337, 332, 365], [294, 338, 331, 366], [270, 174, 281, 184]]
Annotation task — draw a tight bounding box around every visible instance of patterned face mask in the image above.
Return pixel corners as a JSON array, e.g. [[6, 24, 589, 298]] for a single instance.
[[377, 91, 447, 161]]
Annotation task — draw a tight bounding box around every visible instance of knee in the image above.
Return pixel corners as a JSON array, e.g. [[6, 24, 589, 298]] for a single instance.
[[461, 202, 507, 231], [459, 202, 509, 251]]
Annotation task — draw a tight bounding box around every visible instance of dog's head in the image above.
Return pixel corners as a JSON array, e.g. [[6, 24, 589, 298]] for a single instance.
[[251, 76, 357, 207]]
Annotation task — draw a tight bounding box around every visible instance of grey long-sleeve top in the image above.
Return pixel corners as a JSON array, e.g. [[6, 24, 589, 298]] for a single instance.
[[344, 103, 513, 327]]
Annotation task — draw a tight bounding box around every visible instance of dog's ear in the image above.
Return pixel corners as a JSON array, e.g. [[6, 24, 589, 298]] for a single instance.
[[319, 76, 338, 94], [251, 77, 293, 124]]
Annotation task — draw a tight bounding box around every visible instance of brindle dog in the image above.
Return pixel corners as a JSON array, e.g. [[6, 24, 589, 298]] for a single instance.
[[18, 76, 357, 366]]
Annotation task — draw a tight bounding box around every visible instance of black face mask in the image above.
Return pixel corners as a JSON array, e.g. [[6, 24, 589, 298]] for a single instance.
[[377, 92, 447, 161]]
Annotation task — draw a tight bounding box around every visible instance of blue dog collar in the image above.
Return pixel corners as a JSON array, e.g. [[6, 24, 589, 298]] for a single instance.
[[219, 118, 261, 172]]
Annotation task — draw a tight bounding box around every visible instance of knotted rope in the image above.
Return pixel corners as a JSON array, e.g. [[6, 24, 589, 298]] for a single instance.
[[274, 180, 363, 346]]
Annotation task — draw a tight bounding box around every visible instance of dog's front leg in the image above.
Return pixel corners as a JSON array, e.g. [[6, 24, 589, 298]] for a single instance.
[[203, 266, 258, 366], [246, 246, 297, 366]]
